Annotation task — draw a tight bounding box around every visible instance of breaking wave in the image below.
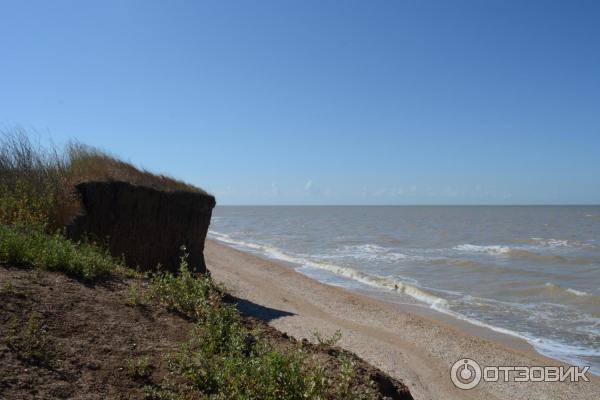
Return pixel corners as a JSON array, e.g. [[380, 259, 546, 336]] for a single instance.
[[453, 244, 511, 255], [528, 237, 597, 249], [543, 283, 595, 299], [209, 231, 446, 307], [453, 243, 597, 264]]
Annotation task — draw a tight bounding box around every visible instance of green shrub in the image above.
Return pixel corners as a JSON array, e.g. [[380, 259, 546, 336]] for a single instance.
[[0, 224, 118, 280], [128, 283, 146, 306], [0, 281, 32, 299], [313, 329, 342, 347], [163, 328, 329, 400], [336, 355, 356, 399], [6, 312, 53, 364], [150, 248, 222, 320], [126, 356, 152, 379]]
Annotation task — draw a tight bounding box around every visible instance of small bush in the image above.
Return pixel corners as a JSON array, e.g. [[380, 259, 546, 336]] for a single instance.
[[128, 283, 145, 306], [336, 355, 356, 399], [126, 356, 152, 379], [6, 312, 53, 364], [313, 330, 342, 347], [0, 281, 32, 299], [150, 248, 222, 320]]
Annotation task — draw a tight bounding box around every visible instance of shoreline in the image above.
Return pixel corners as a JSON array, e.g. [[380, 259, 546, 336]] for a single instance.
[[206, 239, 598, 400]]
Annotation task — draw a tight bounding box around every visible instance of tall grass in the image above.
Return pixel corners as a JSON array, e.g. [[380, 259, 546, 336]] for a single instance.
[[0, 128, 72, 229], [0, 128, 203, 231]]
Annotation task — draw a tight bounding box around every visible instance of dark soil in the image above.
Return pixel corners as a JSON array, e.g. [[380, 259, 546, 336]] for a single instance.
[[0, 265, 412, 399]]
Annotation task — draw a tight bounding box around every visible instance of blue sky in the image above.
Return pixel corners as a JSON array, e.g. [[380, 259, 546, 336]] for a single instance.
[[1, 0, 599, 205]]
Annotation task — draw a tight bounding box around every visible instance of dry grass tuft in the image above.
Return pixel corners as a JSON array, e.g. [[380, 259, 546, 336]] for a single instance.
[[67, 142, 204, 194]]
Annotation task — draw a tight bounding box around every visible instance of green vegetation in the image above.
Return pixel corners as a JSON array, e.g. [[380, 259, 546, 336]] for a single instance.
[[6, 312, 53, 365], [0, 224, 119, 280], [0, 129, 168, 280], [149, 248, 222, 320], [313, 330, 343, 347], [1, 281, 33, 299], [127, 356, 153, 379], [128, 282, 147, 306], [148, 250, 371, 400], [0, 129, 71, 230]]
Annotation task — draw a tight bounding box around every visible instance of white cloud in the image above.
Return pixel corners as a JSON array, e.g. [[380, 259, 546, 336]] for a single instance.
[[304, 180, 313, 191], [271, 182, 280, 196]]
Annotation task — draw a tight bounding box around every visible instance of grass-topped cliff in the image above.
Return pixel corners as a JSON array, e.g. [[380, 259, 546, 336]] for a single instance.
[[0, 129, 412, 399]]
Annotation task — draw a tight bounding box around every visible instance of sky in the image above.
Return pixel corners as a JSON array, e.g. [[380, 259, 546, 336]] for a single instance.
[[1, 0, 599, 205]]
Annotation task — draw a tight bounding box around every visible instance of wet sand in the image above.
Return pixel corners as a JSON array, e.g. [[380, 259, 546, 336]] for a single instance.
[[205, 239, 599, 400]]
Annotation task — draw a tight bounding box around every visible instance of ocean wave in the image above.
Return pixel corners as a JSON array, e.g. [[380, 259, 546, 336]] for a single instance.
[[209, 231, 446, 307], [544, 283, 594, 298], [453, 244, 511, 255], [446, 259, 543, 277], [528, 237, 596, 249], [509, 250, 596, 265], [431, 301, 600, 371], [502, 283, 599, 304], [209, 231, 264, 251], [566, 288, 592, 297], [334, 244, 411, 262], [453, 243, 597, 264]]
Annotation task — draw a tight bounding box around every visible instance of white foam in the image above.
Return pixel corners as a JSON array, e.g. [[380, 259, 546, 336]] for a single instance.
[[544, 282, 593, 297], [566, 288, 592, 297], [430, 301, 600, 372], [335, 244, 410, 262], [453, 244, 511, 255], [430, 301, 532, 340], [209, 231, 446, 307], [530, 237, 593, 249], [297, 261, 447, 307]]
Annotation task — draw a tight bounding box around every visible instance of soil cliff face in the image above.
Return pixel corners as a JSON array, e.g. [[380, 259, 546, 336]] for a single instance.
[[67, 181, 215, 273]]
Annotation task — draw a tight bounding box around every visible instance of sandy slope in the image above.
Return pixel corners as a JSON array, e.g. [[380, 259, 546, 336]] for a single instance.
[[205, 239, 599, 400]]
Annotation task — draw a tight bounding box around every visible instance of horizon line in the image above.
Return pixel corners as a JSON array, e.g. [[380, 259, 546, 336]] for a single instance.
[[214, 204, 600, 207]]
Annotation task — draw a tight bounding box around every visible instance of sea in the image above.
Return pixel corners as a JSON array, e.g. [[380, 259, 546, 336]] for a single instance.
[[208, 206, 600, 373]]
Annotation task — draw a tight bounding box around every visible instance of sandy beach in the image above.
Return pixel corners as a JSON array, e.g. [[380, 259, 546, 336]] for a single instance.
[[206, 239, 599, 400]]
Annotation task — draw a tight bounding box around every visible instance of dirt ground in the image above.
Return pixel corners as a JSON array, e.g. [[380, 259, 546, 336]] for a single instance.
[[0, 265, 412, 399]]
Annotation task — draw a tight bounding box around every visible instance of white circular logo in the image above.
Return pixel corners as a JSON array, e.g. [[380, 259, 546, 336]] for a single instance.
[[451, 358, 482, 390]]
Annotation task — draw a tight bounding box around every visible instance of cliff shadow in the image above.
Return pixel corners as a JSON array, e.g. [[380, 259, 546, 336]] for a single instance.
[[224, 294, 295, 322]]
